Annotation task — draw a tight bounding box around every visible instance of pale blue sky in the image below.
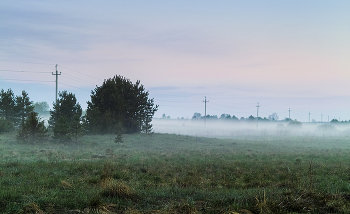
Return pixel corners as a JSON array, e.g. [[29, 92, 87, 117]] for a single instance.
[[1, 1, 350, 121]]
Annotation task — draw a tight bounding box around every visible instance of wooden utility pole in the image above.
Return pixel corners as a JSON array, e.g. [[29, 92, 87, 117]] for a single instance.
[[203, 96, 209, 126], [256, 102, 260, 128], [52, 64, 61, 103]]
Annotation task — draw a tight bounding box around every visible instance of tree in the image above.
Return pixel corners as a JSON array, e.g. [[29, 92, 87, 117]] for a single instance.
[[85, 75, 158, 134], [192, 112, 202, 119], [17, 111, 47, 143], [34, 101, 49, 114], [0, 89, 16, 121], [288, 120, 302, 129], [268, 112, 279, 121], [49, 91, 83, 141], [220, 114, 231, 120], [15, 90, 34, 125], [231, 115, 238, 120]]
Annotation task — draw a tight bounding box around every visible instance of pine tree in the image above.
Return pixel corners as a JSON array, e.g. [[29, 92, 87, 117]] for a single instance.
[[17, 111, 47, 143], [15, 90, 34, 126], [49, 91, 83, 141], [0, 89, 16, 121]]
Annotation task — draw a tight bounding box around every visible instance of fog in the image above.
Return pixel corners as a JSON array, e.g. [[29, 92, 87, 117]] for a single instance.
[[152, 119, 350, 139]]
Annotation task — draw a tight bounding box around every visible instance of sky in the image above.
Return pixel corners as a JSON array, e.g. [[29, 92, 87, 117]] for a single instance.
[[1, 1, 350, 122]]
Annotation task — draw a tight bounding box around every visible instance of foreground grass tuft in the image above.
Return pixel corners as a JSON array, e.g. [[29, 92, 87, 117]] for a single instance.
[[100, 178, 137, 200]]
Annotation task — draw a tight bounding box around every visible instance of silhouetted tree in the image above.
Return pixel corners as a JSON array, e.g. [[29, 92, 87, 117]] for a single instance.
[[15, 90, 34, 125], [231, 115, 238, 120], [220, 114, 231, 119], [17, 111, 47, 143], [85, 75, 158, 134], [0, 89, 16, 121], [49, 91, 83, 141], [192, 112, 202, 119], [268, 112, 279, 121]]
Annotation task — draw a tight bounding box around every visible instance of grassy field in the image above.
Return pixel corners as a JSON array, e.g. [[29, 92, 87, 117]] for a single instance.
[[1, 132, 350, 213]]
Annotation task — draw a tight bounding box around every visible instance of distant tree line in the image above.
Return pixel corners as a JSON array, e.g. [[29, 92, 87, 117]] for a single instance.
[[190, 112, 279, 122], [0, 74, 158, 142]]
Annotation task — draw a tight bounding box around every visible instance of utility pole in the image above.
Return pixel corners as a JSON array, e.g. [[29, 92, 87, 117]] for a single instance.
[[308, 111, 311, 123], [256, 102, 260, 128], [288, 108, 291, 121], [52, 64, 61, 103], [328, 116, 329, 123], [203, 96, 209, 126], [321, 113, 323, 122]]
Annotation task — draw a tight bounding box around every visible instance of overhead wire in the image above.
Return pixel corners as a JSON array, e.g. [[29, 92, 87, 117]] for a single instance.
[[0, 78, 54, 83], [59, 65, 103, 81], [0, 59, 53, 65], [158, 104, 200, 109], [59, 83, 91, 92], [0, 69, 51, 73], [61, 75, 96, 87]]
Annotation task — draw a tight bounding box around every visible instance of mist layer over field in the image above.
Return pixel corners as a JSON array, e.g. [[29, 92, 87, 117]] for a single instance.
[[152, 119, 350, 138]]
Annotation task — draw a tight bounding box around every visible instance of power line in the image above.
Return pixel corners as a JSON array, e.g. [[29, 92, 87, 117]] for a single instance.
[[62, 73, 96, 85], [0, 78, 54, 83], [0, 69, 51, 73], [0, 59, 53, 65], [59, 83, 91, 92], [59, 65, 102, 81], [61, 75, 96, 87], [159, 104, 199, 109], [155, 99, 200, 103]]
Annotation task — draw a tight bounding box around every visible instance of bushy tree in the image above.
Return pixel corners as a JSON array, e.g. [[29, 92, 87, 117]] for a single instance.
[[220, 114, 231, 120], [34, 101, 49, 114], [49, 91, 83, 141], [85, 75, 158, 134], [0, 89, 16, 121], [17, 111, 47, 143], [288, 120, 302, 129], [15, 90, 34, 125], [0, 89, 34, 127], [268, 112, 279, 121], [192, 112, 202, 119], [248, 115, 255, 121]]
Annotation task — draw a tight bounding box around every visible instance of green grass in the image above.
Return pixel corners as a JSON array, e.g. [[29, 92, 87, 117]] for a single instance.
[[1, 132, 350, 213]]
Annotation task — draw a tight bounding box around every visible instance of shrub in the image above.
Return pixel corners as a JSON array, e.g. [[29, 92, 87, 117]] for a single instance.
[[288, 120, 302, 129], [317, 124, 336, 133], [17, 111, 47, 143], [0, 117, 14, 133]]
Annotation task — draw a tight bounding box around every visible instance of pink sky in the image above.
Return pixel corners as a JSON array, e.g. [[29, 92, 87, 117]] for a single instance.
[[1, 1, 350, 121]]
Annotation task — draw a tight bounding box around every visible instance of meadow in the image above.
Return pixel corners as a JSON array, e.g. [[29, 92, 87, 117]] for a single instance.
[[1, 128, 350, 213]]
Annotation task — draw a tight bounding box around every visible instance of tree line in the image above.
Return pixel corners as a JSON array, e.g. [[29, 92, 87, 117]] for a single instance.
[[0, 75, 158, 142]]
